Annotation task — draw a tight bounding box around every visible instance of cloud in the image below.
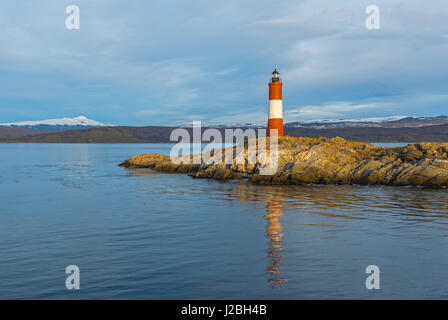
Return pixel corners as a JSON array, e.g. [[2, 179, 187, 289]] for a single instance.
[[285, 102, 384, 120], [1, 0, 447, 125], [244, 17, 298, 28], [206, 112, 268, 125], [215, 67, 240, 76]]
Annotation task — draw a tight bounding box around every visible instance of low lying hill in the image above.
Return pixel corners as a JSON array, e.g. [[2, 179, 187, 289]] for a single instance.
[[0, 126, 178, 143], [0, 126, 49, 139], [284, 124, 448, 142], [2, 123, 448, 143]]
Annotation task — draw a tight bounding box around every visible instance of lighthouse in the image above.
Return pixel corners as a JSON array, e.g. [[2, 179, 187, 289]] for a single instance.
[[268, 69, 284, 137]]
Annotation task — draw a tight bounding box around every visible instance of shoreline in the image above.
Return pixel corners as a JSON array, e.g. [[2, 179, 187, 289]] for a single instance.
[[120, 136, 448, 188]]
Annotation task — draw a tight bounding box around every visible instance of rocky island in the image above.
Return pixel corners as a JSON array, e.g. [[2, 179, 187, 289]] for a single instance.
[[119, 136, 448, 188]]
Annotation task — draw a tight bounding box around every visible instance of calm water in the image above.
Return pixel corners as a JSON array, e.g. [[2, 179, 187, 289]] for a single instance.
[[0, 143, 447, 299]]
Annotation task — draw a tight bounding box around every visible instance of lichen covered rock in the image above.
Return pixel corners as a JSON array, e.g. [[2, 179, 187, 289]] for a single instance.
[[119, 137, 448, 187]]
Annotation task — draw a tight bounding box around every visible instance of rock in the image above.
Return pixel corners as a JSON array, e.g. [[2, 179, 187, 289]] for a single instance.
[[212, 167, 232, 180], [119, 137, 448, 188]]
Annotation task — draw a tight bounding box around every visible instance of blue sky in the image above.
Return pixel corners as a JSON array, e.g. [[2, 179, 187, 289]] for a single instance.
[[0, 0, 447, 125]]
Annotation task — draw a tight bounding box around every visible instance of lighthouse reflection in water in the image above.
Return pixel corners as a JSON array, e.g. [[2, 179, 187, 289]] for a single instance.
[[264, 197, 289, 288]]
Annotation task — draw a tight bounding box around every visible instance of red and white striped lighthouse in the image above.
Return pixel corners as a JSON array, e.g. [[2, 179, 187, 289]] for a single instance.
[[268, 69, 284, 137]]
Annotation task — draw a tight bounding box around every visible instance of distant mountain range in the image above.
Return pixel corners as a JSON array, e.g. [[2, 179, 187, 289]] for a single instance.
[[285, 116, 448, 129], [1, 115, 448, 143], [0, 115, 109, 131]]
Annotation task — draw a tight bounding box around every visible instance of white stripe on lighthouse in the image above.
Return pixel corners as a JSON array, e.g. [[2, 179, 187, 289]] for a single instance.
[[269, 100, 283, 119]]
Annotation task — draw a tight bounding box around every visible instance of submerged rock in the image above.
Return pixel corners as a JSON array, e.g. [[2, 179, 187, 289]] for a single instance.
[[119, 137, 448, 187]]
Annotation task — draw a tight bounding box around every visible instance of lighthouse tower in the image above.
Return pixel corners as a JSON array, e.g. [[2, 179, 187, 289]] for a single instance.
[[268, 69, 284, 137]]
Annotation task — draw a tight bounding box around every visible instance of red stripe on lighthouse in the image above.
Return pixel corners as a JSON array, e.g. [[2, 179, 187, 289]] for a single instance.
[[268, 118, 284, 136], [269, 82, 282, 100]]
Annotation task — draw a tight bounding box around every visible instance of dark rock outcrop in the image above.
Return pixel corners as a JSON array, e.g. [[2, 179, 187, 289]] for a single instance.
[[119, 137, 448, 187]]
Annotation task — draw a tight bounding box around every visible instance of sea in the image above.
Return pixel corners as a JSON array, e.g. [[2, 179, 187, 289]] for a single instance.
[[0, 143, 447, 299]]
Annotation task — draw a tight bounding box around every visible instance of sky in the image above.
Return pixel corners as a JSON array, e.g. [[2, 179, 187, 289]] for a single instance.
[[0, 0, 447, 126]]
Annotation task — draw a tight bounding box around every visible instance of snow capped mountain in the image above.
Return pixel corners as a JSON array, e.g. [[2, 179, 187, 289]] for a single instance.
[[286, 116, 448, 129], [0, 116, 111, 131], [0, 115, 107, 127], [300, 115, 409, 124]]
